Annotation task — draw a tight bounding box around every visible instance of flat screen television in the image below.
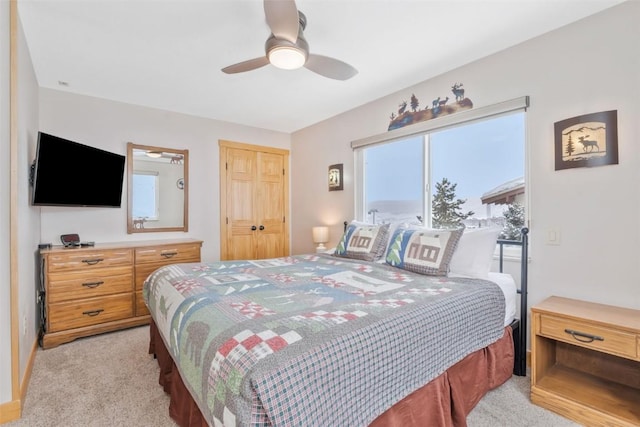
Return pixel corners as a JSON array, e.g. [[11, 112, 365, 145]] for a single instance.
[[31, 132, 126, 207]]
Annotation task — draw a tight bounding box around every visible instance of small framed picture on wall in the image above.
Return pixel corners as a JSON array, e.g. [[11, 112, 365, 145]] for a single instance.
[[328, 164, 343, 191]]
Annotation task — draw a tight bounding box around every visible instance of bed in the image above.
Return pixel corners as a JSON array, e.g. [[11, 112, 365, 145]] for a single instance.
[[144, 224, 529, 426]]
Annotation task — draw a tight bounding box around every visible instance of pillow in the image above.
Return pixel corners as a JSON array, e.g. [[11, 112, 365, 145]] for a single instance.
[[385, 226, 464, 276], [449, 226, 502, 279], [374, 221, 412, 263], [334, 221, 390, 262]]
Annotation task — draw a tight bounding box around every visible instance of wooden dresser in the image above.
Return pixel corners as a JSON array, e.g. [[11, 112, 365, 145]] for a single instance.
[[39, 238, 202, 349], [531, 296, 640, 426]]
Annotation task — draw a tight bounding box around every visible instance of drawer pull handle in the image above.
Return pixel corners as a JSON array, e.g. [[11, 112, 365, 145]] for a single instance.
[[82, 309, 104, 317], [82, 258, 104, 265], [564, 328, 604, 343], [161, 252, 178, 258], [82, 281, 104, 288]]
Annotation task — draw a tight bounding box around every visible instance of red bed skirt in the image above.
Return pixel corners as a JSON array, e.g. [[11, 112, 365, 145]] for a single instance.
[[149, 321, 514, 427]]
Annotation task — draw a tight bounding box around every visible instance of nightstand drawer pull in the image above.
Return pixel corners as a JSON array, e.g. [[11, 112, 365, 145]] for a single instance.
[[82, 258, 104, 265], [82, 309, 104, 317], [161, 252, 178, 258], [564, 328, 604, 343], [82, 281, 104, 288]]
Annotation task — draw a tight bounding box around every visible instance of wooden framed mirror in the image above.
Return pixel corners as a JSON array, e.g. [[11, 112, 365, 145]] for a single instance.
[[127, 142, 188, 233]]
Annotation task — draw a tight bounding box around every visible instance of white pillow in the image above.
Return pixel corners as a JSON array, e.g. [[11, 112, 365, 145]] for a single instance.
[[449, 227, 502, 279]]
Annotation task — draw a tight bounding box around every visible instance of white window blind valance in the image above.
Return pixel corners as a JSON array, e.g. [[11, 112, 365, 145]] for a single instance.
[[351, 96, 529, 149]]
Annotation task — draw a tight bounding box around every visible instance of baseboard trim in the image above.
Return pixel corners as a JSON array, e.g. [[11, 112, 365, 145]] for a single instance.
[[0, 338, 38, 424], [0, 399, 20, 424]]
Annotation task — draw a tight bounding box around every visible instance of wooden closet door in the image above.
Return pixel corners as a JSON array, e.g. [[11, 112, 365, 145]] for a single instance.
[[225, 147, 257, 260], [256, 152, 285, 259], [220, 141, 289, 261]]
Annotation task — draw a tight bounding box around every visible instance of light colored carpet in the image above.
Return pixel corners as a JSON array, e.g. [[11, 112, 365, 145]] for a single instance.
[[8, 326, 577, 426]]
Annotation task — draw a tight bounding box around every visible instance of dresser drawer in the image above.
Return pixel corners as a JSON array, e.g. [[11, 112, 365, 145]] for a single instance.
[[135, 291, 150, 317], [47, 266, 133, 303], [47, 249, 133, 273], [48, 294, 133, 332], [539, 314, 638, 359], [135, 262, 173, 290], [135, 243, 201, 265]]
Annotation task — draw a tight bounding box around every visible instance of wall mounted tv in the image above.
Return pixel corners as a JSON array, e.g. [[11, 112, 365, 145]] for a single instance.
[[31, 132, 126, 207]]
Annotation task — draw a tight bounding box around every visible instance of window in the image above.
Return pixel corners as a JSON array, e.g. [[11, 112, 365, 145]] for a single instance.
[[132, 171, 159, 220], [358, 111, 526, 238]]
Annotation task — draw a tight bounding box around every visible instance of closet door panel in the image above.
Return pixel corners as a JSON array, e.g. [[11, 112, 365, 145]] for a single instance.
[[225, 148, 258, 260], [257, 152, 285, 259]]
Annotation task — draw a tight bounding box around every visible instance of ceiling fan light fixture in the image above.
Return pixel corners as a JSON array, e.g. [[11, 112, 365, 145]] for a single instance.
[[146, 151, 162, 158], [268, 46, 306, 70]]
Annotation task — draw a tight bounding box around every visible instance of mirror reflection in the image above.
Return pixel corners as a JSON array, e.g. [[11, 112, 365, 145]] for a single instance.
[[127, 142, 188, 233]]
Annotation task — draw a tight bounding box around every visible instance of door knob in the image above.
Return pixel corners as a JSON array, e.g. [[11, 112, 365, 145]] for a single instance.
[[251, 225, 257, 231], [259, 225, 265, 230]]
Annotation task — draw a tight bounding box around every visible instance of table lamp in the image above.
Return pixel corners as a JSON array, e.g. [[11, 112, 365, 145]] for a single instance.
[[312, 226, 329, 253]]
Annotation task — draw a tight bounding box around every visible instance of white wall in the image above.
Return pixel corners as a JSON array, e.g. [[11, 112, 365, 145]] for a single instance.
[[291, 2, 640, 317], [0, 0, 13, 405], [38, 89, 291, 261]]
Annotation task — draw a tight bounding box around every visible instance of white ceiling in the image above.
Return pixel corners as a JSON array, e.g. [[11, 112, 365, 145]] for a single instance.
[[18, 0, 625, 134]]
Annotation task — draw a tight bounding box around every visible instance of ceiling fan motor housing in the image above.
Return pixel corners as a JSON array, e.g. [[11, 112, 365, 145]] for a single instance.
[[265, 11, 308, 68]]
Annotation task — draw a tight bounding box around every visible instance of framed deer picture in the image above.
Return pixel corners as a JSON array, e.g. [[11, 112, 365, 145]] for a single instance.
[[554, 110, 618, 171]]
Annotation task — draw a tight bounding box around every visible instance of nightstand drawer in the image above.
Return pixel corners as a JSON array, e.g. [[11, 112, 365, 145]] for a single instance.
[[539, 314, 637, 359], [135, 243, 200, 264], [47, 249, 133, 273], [48, 294, 133, 332], [48, 266, 133, 303]]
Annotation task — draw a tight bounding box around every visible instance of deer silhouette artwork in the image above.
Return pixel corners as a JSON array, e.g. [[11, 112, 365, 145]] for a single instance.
[[398, 101, 407, 115], [452, 83, 465, 101], [438, 97, 449, 107], [431, 97, 441, 109], [578, 135, 600, 153]]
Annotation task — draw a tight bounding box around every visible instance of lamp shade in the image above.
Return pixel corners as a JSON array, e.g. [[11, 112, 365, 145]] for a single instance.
[[312, 226, 329, 253], [312, 226, 329, 244]]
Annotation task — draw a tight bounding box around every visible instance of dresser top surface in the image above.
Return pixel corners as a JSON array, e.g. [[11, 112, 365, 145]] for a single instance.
[[40, 238, 203, 255], [533, 296, 640, 332]]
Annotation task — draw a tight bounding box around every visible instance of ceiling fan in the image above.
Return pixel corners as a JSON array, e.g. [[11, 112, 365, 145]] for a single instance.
[[221, 0, 358, 80]]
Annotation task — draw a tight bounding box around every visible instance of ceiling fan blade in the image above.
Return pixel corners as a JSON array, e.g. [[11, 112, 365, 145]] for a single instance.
[[305, 54, 358, 81], [264, 0, 299, 43], [221, 56, 270, 74]]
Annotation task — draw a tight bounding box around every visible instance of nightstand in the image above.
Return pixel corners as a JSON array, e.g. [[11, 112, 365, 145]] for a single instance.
[[531, 296, 640, 426]]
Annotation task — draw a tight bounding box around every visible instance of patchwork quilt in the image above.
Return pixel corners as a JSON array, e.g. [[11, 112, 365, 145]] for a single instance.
[[143, 254, 505, 427]]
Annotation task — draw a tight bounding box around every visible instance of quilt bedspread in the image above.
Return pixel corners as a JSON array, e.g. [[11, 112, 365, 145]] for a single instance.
[[143, 254, 505, 427]]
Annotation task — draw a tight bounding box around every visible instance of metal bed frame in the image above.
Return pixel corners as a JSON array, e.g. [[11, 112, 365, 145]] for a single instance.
[[498, 227, 529, 376]]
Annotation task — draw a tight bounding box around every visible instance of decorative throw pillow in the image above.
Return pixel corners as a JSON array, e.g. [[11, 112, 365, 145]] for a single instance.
[[449, 227, 502, 279], [385, 226, 464, 276], [334, 222, 390, 262]]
